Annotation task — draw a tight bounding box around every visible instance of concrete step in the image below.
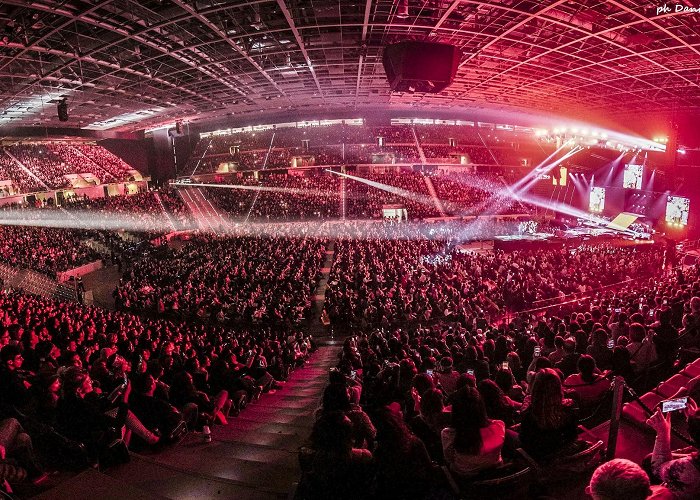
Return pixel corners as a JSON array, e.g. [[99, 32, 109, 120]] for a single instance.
[[35, 468, 170, 500]]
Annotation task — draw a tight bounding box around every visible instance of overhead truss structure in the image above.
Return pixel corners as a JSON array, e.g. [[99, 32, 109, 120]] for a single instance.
[[0, 0, 698, 132]]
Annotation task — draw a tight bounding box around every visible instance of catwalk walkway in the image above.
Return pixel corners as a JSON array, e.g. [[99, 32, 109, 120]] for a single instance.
[[37, 344, 340, 500]]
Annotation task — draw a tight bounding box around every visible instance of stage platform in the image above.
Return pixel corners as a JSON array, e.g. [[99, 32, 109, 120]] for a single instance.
[[493, 226, 655, 252]]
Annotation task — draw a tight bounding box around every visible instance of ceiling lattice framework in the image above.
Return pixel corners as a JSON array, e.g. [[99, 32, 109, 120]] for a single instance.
[[0, 0, 698, 132]]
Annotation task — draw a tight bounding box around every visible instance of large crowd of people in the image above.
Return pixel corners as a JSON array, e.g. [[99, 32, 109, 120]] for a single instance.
[[9, 145, 72, 189], [114, 234, 327, 326], [0, 136, 697, 499], [63, 188, 192, 233], [0, 188, 194, 277], [325, 227, 666, 329], [0, 152, 44, 194], [183, 123, 551, 174], [430, 171, 530, 215], [199, 170, 534, 221], [345, 171, 441, 219], [205, 173, 341, 220], [0, 287, 313, 480], [0, 144, 134, 192], [46, 145, 116, 184], [72, 145, 134, 181], [304, 251, 700, 499], [0, 225, 102, 277]]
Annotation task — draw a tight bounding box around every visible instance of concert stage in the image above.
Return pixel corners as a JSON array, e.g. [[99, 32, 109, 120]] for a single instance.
[[493, 225, 653, 252]]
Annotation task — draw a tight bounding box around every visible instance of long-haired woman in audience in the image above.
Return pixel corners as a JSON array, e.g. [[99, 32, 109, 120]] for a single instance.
[[373, 406, 440, 499], [518, 368, 579, 459], [441, 386, 505, 477]]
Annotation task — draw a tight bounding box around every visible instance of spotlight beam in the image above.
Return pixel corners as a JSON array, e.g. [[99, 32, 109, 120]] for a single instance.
[[514, 146, 582, 197], [326, 170, 442, 210], [506, 142, 572, 193], [0, 208, 524, 243]]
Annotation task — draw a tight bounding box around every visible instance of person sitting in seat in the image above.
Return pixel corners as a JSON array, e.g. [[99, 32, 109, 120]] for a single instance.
[[442, 386, 505, 477], [554, 338, 580, 377], [435, 356, 461, 395], [519, 368, 579, 460], [627, 323, 658, 373], [563, 355, 611, 408], [0, 417, 46, 484], [306, 411, 373, 500], [57, 367, 159, 461], [373, 406, 441, 499], [587, 458, 672, 500], [129, 374, 187, 446], [409, 388, 450, 463], [586, 329, 614, 370]]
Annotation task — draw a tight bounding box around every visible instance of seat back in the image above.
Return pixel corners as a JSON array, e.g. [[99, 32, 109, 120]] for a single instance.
[[469, 466, 532, 499], [444, 462, 532, 500], [555, 440, 605, 474], [517, 440, 604, 484]]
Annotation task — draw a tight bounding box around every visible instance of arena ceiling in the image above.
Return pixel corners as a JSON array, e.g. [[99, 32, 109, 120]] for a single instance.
[[0, 0, 699, 134]]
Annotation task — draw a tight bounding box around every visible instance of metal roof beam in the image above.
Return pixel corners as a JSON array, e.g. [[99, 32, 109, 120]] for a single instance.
[[0, 0, 243, 104], [170, 0, 290, 101], [354, 0, 373, 106], [276, 0, 325, 101]]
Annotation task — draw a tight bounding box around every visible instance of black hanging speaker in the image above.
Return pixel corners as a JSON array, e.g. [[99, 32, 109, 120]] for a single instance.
[[57, 100, 68, 122], [382, 41, 460, 93]]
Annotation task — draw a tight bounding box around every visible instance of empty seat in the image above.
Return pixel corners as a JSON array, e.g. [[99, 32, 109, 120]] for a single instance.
[[682, 361, 700, 379], [656, 373, 691, 398], [622, 391, 663, 428]]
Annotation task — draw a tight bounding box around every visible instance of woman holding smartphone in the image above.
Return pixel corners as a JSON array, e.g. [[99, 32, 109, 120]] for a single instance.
[[646, 399, 700, 499]]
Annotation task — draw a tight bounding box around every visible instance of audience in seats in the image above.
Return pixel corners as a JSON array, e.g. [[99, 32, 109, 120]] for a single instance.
[[8, 145, 72, 189], [0, 284, 311, 482], [73, 145, 134, 181], [0, 152, 43, 194], [184, 123, 554, 175], [205, 174, 340, 221], [64, 188, 192, 233], [115, 234, 326, 326], [47, 145, 116, 184], [345, 171, 440, 219], [0, 149, 698, 499], [0, 225, 102, 277], [0, 144, 133, 192], [326, 233, 664, 329]]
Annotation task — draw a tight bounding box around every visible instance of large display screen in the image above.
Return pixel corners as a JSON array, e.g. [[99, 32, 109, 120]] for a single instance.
[[623, 164, 643, 189], [552, 166, 568, 186], [666, 196, 690, 226], [589, 187, 606, 213]]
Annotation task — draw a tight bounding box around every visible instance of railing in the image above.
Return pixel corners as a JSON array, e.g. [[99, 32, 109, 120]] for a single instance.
[[500, 266, 672, 325]]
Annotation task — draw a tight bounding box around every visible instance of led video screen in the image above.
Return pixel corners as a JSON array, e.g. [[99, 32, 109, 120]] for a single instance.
[[589, 187, 606, 213], [665, 196, 690, 226], [623, 164, 643, 190]]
